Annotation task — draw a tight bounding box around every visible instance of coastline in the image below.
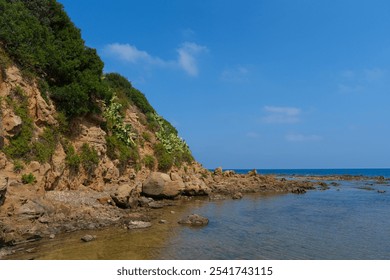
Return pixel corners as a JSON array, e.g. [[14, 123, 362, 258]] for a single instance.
[[0, 170, 389, 259], [0, 168, 318, 259]]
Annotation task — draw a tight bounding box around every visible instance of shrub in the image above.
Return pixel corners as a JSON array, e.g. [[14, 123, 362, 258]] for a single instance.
[[65, 144, 80, 173], [2, 87, 33, 160], [21, 173, 36, 184], [31, 127, 57, 163], [142, 131, 152, 142], [143, 155, 156, 170], [80, 143, 99, 175], [154, 143, 173, 172], [13, 160, 24, 173]]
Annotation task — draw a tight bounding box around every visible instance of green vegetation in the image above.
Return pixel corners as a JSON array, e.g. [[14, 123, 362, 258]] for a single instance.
[[143, 155, 156, 170], [2, 87, 34, 160], [13, 160, 24, 173], [0, 0, 196, 174], [64, 143, 80, 173], [104, 95, 136, 147], [21, 173, 36, 184], [104, 73, 155, 115], [80, 143, 99, 175], [150, 113, 193, 170], [31, 127, 57, 163], [0, 0, 110, 118]]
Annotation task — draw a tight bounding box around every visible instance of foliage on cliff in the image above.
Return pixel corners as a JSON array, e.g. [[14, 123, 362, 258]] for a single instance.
[[0, 0, 194, 172]]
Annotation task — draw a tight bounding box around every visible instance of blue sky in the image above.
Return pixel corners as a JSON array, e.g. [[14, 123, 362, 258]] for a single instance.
[[58, 0, 390, 169]]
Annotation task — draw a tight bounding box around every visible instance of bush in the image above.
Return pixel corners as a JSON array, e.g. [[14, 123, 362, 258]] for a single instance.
[[106, 135, 139, 173], [2, 87, 34, 160], [65, 144, 80, 173], [21, 173, 36, 184], [154, 143, 173, 172], [31, 127, 57, 163], [80, 143, 99, 175], [143, 155, 156, 170], [13, 160, 24, 173]]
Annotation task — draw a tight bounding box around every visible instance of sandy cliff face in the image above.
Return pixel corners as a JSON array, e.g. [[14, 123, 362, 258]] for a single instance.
[[0, 65, 211, 247]]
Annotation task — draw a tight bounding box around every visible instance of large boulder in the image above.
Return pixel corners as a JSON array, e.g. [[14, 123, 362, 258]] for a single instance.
[[110, 184, 138, 209], [183, 178, 210, 196], [0, 177, 8, 206], [142, 172, 184, 198]]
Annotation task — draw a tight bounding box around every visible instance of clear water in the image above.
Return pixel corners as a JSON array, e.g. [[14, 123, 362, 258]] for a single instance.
[[5, 170, 390, 260], [233, 168, 390, 177]]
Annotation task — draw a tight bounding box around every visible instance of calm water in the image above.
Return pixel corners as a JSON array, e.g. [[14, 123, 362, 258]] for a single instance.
[[234, 168, 390, 177], [5, 169, 390, 260]]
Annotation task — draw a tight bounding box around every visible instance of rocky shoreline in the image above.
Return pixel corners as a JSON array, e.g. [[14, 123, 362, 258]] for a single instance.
[[0, 167, 319, 258]]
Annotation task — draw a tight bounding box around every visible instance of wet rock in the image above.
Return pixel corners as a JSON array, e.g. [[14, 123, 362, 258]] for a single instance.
[[330, 182, 340, 187], [178, 214, 209, 226], [377, 190, 386, 193], [81, 235, 96, 242], [291, 188, 307, 194], [232, 192, 243, 200], [127, 221, 152, 229], [142, 172, 184, 198], [138, 196, 153, 207], [0, 177, 8, 206], [148, 201, 164, 209]]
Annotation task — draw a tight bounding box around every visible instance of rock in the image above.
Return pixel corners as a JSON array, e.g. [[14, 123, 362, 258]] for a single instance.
[[291, 188, 306, 194], [248, 169, 257, 176], [127, 221, 152, 229], [232, 192, 243, 200], [16, 200, 46, 219], [2, 112, 22, 136], [110, 184, 137, 209], [148, 201, 164, 209], [170, 172, 182, 181], [0, 177, 8, 206], [184, 178, 210, 196], [49, 234, 55, 239], [213, 167, 223, 176], [81, 235, 96, 242], [178, 214, 209, 226], [138, 196, 153, 207], [28, 161, 41, 172], [159, 220, 168, 224], [378, 190, 386, 193], [142, 172, 184, 198], [223, 170, 236, 177]]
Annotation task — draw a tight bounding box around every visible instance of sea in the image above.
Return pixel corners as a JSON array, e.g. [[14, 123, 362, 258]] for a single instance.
[[4, 168, 390, 260]]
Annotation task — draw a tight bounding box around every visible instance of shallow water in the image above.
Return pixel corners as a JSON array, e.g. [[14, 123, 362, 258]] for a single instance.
[[6, 180, 390, 260]]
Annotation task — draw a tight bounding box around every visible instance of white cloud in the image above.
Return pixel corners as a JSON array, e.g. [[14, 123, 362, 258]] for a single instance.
[[262, 106, 301, 124], [104, 42, 208, 77], [177, 42, 208, 76], [285, 133, 322, 142], [104, 43, 166, 66]]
